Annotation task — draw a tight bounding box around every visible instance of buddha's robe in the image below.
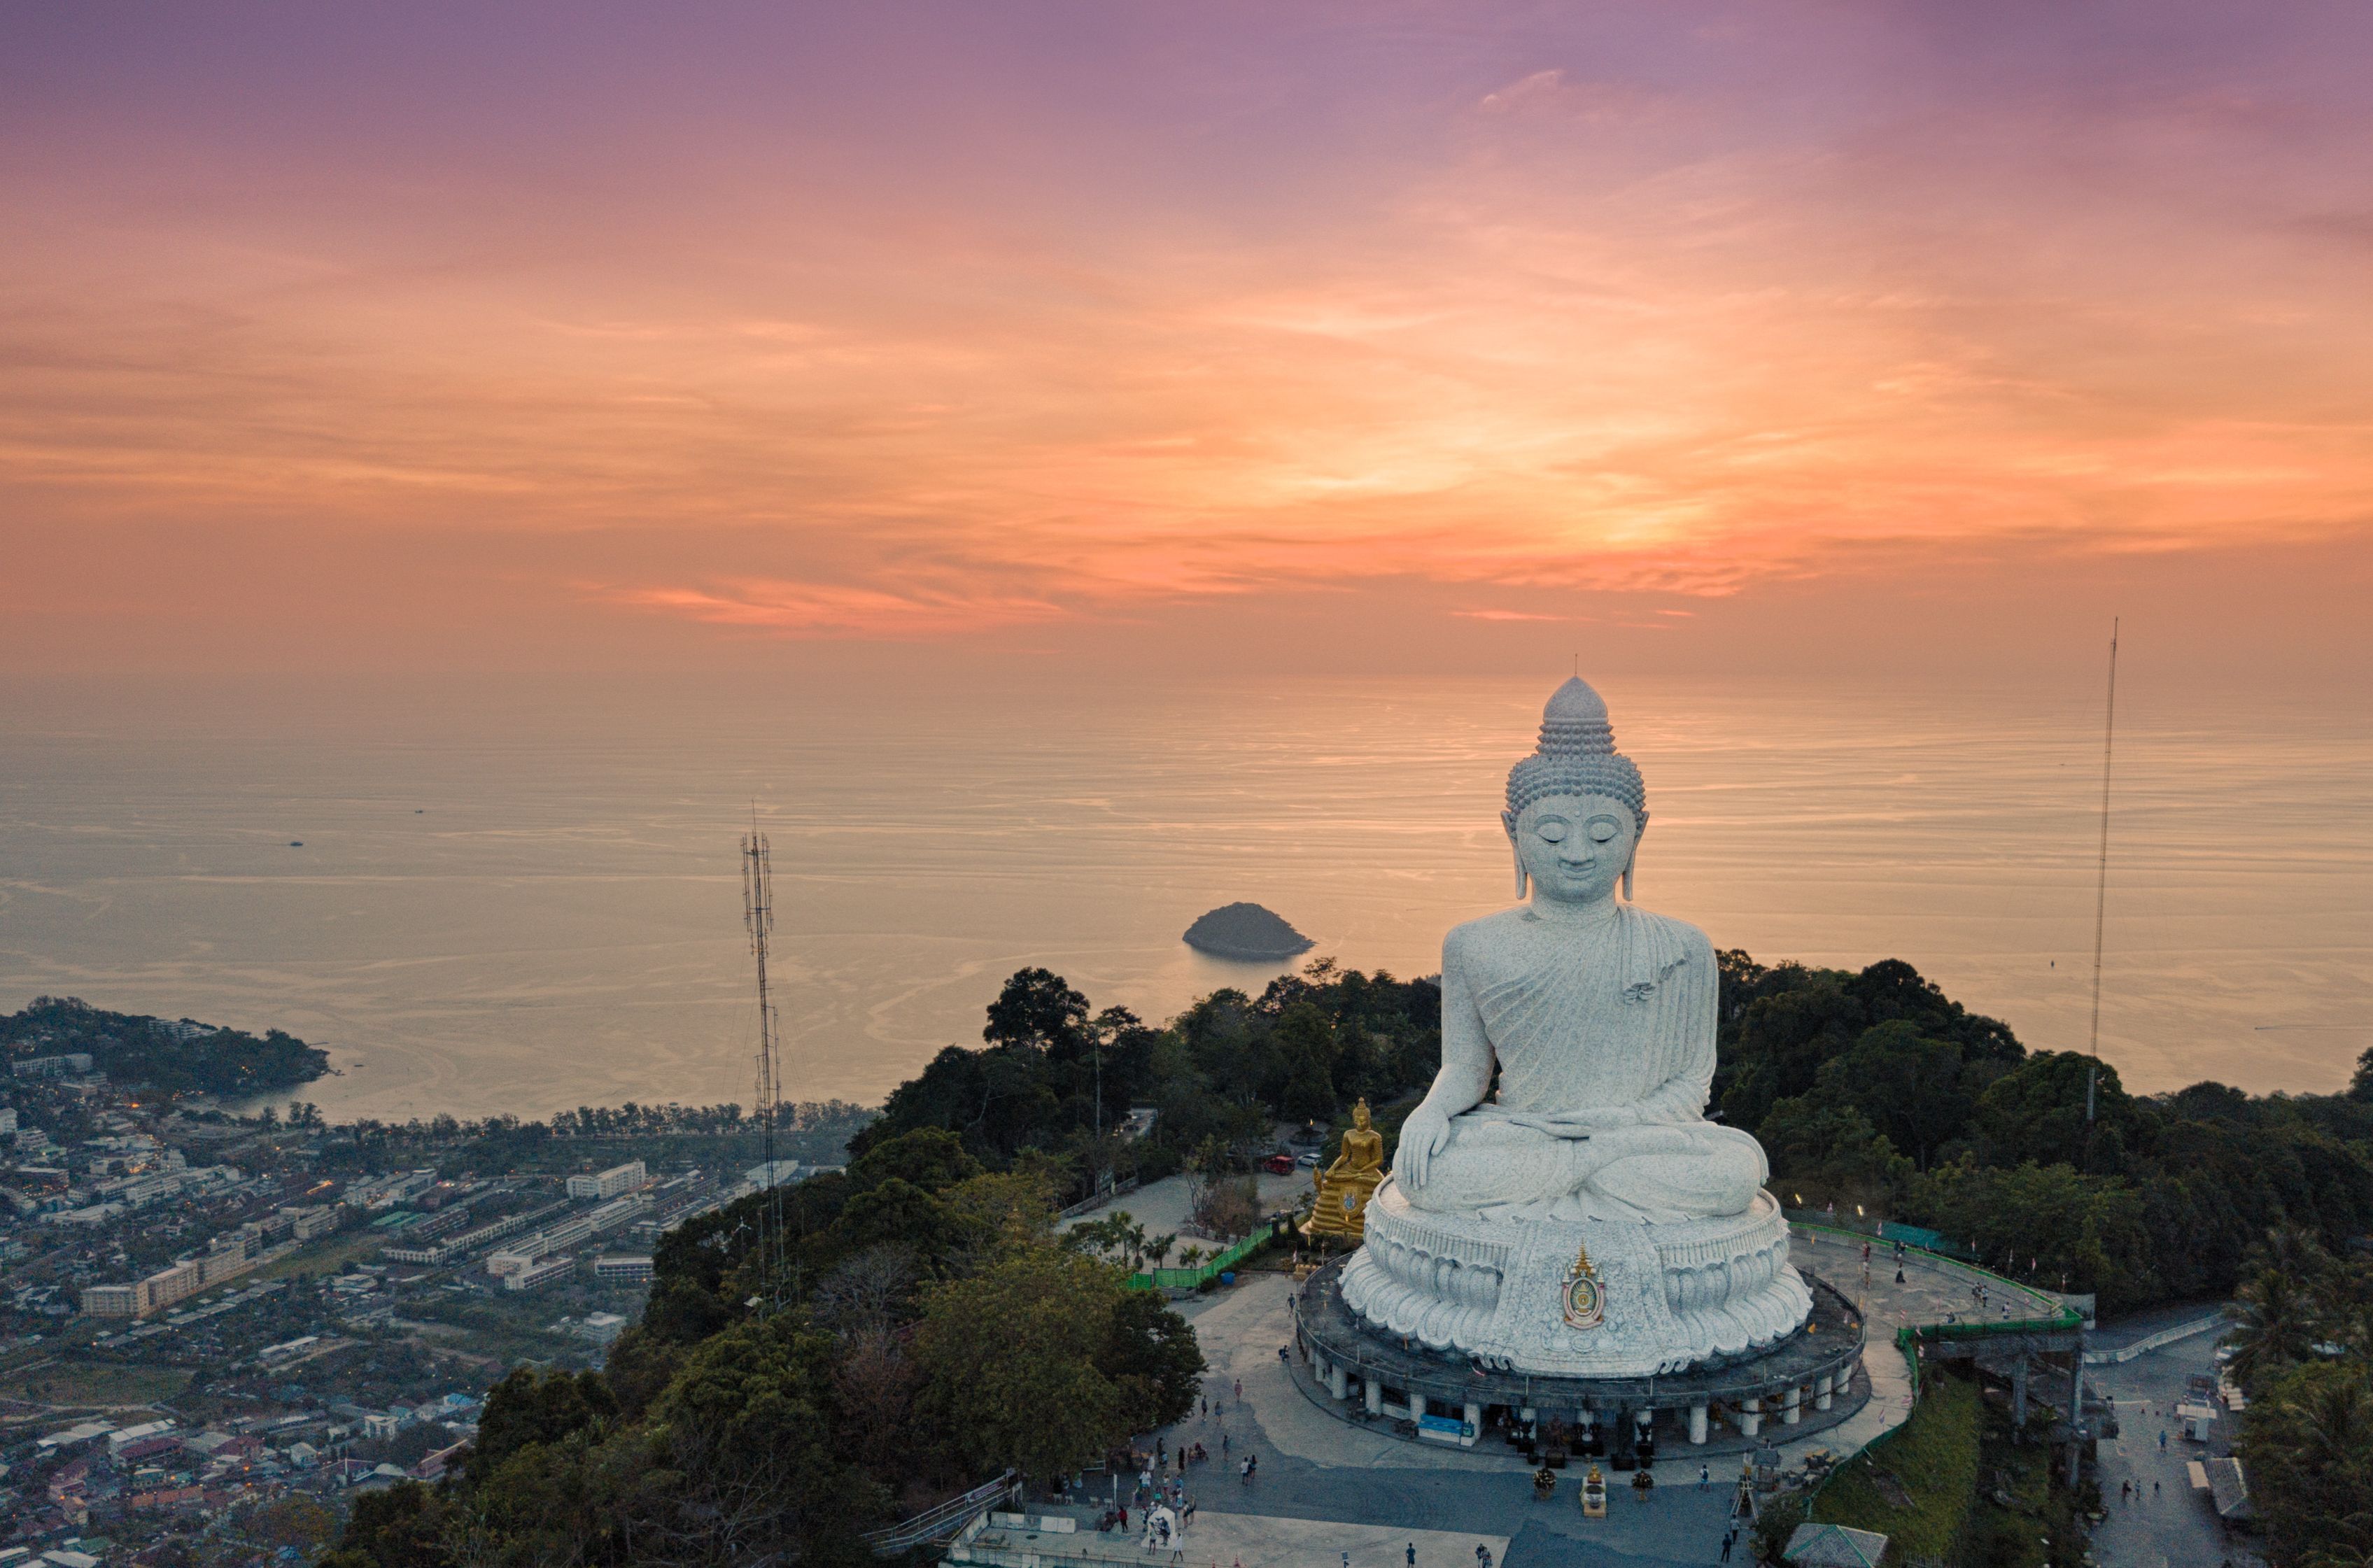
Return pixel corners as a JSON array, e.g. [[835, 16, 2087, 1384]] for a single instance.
[[1397, 901, 1766, 1222]]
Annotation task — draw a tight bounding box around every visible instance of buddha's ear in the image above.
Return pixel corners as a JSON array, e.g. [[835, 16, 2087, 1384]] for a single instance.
[[1504, 809, 1528, 898], [1623, 824, 1643, 901]]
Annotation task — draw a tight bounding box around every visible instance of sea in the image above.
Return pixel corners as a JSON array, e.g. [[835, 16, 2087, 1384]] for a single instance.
[[2, 672, 2367, 1122]]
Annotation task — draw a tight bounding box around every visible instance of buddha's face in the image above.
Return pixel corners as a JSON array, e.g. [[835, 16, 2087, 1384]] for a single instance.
[[1510, 793, 1638, 905]]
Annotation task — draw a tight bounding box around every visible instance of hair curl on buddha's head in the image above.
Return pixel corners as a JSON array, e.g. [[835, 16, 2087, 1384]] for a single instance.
[[1501, 677, 1647, 834]]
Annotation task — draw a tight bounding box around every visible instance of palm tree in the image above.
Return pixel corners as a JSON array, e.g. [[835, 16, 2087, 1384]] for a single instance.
[[2227, 1266, 2322, 1392], [2253, 1224, 2341, 1290]]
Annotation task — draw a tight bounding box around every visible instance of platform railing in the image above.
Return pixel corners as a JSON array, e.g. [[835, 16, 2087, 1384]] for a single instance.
[[862, 1468, 1018, 1555]]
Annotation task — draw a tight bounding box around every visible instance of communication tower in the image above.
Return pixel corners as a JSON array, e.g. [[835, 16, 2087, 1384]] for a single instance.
[[2085, 619, 2120, 1131], [742, 819, 787, 1311]]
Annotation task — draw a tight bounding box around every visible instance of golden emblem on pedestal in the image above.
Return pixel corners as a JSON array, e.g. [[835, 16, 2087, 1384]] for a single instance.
[[1306, 1099, 1386, 1240], [1562, 1241, 1605, 1331]]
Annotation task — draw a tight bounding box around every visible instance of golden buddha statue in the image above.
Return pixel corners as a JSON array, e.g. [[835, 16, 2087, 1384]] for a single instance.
[[1307, 1099, 1386, 1239]]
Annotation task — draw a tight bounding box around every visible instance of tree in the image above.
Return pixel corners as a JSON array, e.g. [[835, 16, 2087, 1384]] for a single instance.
[[1066, 1211, 1177, 1274], [1755, 1098, 1913, 1209], [250, 1494, 341, 1553], [915, 1248, 1131, 1479], [1808, 1020, 1969, 1168], [470, 1365, 617, 1476], [1971, 1050, 2139, 1175], [1099, 1289, 1205, 1432], [325, 1480, 453, 1568], [2237, 1360, 2373, 1568], [984, 968, 1092, 1057], [2351, 1045, 2373, 1103], [1273, 1000, 1338, 1122], [638, 1311, 889, 1556], [847, 1126, 983, 1194], [2228, 1266, 2325, 1392]]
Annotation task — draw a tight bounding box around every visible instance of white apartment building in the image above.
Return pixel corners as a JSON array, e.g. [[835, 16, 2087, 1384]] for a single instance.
[[80, 1283, 139, 1317], [566, 1160, 647, 1200], [503, 1253, 578, 1291]]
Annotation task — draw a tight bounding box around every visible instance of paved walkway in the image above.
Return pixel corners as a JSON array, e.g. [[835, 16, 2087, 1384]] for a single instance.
[[1087, 1228, 2062, 1567], [2086, 1333, 2262, 1568], [1128, 1272, 1749, 1566], [1785, 1229, 2066, 1339], [1062, 1173, 1313, 1269], [983, 1511, 1512, 1568]]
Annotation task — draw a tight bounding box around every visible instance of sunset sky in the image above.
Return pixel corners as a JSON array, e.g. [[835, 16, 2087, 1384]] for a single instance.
[[6, 2, 2370, 680]]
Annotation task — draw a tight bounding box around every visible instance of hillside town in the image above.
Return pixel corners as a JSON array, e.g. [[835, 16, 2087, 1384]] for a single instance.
[[0, 1035, 849, 1561]]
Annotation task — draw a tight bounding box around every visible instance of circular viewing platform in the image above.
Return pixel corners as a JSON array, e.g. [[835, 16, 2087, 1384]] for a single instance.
[[1290, 1254, 1870, 1459]]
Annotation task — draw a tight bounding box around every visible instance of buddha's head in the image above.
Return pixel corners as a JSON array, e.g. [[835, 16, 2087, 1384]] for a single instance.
[[1353, 1098, 1372, 1131], [1503, 677, 1647, 903]]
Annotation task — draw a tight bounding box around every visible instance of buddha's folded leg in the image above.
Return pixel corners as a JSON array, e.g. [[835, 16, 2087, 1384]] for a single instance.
[[1586, 1123, 1767, 1219], [1401, 1117, 1695, 1214], [1400, 1117, 1569, 1212]]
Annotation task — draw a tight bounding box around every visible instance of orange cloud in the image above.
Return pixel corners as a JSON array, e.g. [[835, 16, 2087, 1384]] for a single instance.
[[3, 4, 2369, 672], [597, 579, 1065, 639]]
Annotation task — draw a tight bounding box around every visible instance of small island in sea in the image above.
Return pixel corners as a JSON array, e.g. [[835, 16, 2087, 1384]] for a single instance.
[[1181, 900, 1316, 961]]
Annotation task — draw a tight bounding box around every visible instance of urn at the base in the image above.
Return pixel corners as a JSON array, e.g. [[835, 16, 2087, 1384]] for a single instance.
[[1338, 1180, 1811, 1378]]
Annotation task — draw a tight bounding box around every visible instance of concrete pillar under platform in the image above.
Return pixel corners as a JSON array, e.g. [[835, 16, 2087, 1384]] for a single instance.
[[1329, 1362, 1347, 1401], [1740, 1397, 1762, 1438], [1409, 1392, 1427, 1422], [1782, 1386, 1803, 1425], [1815, 1373, 1834, 1412], [1365, 1378, 1383, 1416], [1465, 1401, 1484, 1445], [2012, 1362, 2029, 1425], [1689, 1404, 1708, 1445]]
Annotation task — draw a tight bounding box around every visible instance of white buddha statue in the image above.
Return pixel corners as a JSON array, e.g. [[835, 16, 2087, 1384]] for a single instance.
[[1338, 677, 1808, 1376], [1393, 676, 1768, 1223]]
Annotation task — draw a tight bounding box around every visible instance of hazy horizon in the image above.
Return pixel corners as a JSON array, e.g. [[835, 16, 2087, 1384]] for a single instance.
[[5, 668, 2365, 1124]]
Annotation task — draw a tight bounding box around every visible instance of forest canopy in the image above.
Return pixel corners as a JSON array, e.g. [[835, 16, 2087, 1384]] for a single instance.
[[331, 949, 2373, 1566]]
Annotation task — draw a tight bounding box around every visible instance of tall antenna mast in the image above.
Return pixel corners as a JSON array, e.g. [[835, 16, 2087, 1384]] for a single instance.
[[741, 815, 786, 1311], [2085, 619, 2120, 1130]]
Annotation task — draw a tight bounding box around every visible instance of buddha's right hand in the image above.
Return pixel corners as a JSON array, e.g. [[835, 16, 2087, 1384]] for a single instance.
[[1393, 1103, 1453, 1188]]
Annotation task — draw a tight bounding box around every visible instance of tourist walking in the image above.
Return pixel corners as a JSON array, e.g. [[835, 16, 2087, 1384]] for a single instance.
[[1406, 1545, 1415, 1567], [1719, 1528, 1735, 1562], [1698, 1463, 1710, 1489]]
